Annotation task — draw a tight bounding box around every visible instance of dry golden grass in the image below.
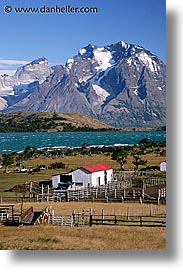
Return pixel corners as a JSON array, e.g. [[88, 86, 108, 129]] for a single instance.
[[13, 201, 166, 216], [23, 153, 166, 171], [0, 223, 166, 250], [0, 202, 166, 250]]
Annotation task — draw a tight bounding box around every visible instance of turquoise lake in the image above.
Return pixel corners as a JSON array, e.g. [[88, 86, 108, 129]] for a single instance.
[[0, 131, 166, 154]]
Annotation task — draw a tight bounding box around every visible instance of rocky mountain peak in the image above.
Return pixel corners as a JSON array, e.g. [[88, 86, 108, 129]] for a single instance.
[[1, 40, 166, 128], [0, 57, 51, 110]]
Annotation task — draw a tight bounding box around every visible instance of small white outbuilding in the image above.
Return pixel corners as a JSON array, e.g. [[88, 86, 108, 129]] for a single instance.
[[70, 163, 113, 188], [160, 161, 166, 172]]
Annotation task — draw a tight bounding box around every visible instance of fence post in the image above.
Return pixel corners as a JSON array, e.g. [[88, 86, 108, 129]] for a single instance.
[[71, 215, 74, 227], [157, 189, 160, 205], [41, 184, 44, 202], [29, 182, 32, 200], [6, 213, 9, 223], [133, 189, 135, 200], [102, 209, 104, 224], [82, 209, 85, 225], [72, 210, 75, 226], [89, 208, 92, 226], [114, 189, 117, 199], [150, 206, 152, 217], [106, 196, 108, 203], [127, 207, 130, 220], [47, 185, 49, 202], [121, 196, 124, 203], [96, 189, 98, 198], [52, 209, 54, 224], [140, 216, 142, 226], [66, 190, 69, 202], [123, 189, 126, 199]]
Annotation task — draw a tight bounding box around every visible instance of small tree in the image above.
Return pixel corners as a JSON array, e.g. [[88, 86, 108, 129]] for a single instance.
[[2, 154, 14, 173], [15, 153, 24, 169], [111, 147, 128, 171], [132, 153, 147, 171], [23, 146, 38, 160]]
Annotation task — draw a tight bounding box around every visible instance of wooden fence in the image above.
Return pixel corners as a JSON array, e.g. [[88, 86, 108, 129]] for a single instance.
[[0, 205, 166, 227], [0, 186, 166, 204], [51, 214, 74, 227], [48, 206, 166, 227], [0, 176, 166, 205], [0, 213, 20, 225], [66, 187, 166, 204], [50, 206, 166, 227], [89, 214, 166, 227], [143, 178, 166, 189]]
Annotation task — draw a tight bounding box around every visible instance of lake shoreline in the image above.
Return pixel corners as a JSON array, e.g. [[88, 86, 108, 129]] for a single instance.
[[0, 130, 166, 154]]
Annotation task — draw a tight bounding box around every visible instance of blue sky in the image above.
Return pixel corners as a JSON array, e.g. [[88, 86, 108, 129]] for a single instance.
[[0, 0, 166, 75]]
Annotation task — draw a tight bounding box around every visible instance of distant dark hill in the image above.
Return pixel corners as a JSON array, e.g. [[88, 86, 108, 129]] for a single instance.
[[0, 111, 113, 132]]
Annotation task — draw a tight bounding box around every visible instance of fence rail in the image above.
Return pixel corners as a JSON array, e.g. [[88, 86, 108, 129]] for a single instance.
[[143, 178, 166, 189], [51, 214, 73, 227], [0, 213, 20, 225], [90, 214, 166, 227]]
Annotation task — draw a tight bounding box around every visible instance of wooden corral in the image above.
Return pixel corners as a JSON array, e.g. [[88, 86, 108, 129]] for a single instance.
[[0, 204, 20, 225]]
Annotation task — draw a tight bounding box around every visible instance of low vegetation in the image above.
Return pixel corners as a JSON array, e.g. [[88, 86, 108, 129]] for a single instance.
[[0, 202, 166, 250], [0, 139, 166, 197], [0, 111, 113, 132], [0, 224, 166, 250]]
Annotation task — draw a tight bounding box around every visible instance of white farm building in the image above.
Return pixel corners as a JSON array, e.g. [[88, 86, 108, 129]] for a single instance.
[[70, 163, 113, 188], [52, 163, 113, 189]]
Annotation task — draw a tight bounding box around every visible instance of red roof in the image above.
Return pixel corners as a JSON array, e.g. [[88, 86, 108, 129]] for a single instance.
[[81, 163, 112, 173]]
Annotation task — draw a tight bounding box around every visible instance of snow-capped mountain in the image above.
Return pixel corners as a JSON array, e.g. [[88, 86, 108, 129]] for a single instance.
[[1, 41, 166, 128], [0, 57, 51, 110]]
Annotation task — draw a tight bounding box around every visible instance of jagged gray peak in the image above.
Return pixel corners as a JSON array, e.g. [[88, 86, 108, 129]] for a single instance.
[[2, 41, 166, 128], [0, 57, 51, 110]]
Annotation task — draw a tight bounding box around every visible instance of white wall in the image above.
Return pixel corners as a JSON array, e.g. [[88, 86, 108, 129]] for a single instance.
[[71, 169, 92, 188], [92, 169, 113, 187], [107, 169, 113, 183], [91, 171, 104, 187], [71, 168, 113, 188], [52, 175, 60, 188], [160, 162, 166, 172]]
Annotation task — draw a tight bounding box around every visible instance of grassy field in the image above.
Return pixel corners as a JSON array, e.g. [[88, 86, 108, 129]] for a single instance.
[[0, 151, 166, 250], [0, 202, 166, 250], [0, 224, 166, 250], [0, 153, 165, 195]]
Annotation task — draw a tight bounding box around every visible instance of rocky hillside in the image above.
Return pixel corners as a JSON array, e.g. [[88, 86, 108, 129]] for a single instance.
[[0, 57, 51, 110], [1, 41, 166, 128], [0, 111, 113, 132]]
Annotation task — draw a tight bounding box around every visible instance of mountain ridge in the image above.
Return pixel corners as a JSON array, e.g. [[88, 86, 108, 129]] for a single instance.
[[0, 40, 166, 128]]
